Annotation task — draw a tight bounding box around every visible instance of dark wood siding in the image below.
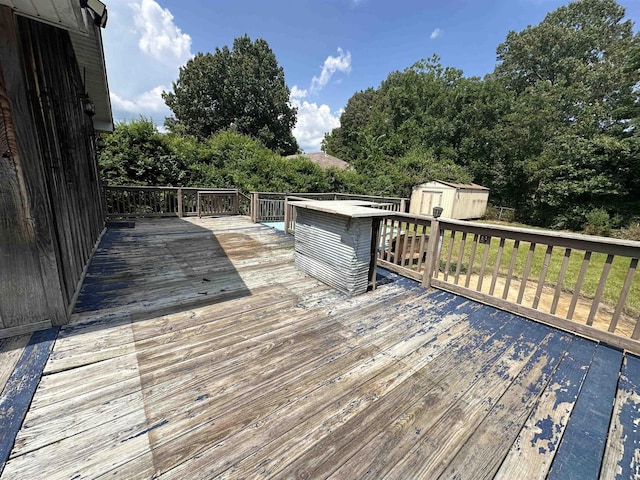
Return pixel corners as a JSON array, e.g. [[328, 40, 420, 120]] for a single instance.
[[0, 7, 105, 336]]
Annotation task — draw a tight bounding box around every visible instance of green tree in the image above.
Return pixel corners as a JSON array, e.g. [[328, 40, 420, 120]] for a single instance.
[[163, 35, 299, 155], [98, 118, 188, 186], [491, 0, 640, 226], [190, 131, 328, 193]]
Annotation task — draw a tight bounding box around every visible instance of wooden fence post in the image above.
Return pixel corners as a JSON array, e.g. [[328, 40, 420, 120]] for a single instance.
[[250, 192, 257, 222], [284, 194, 290, 234], [400, 198, 406, 213], [421, 217, 440, 288], [177, 187, 183, 218]]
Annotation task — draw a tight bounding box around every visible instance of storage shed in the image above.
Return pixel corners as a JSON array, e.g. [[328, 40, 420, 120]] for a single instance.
[[409, 181, 489, 220], [0, 0, 111, 338]]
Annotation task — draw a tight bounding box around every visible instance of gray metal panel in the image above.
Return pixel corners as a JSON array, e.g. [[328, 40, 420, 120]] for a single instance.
[[294, 209, 372, 296]]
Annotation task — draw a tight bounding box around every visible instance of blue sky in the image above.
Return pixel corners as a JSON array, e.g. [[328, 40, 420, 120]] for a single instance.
[[103, 0, 640, 153]]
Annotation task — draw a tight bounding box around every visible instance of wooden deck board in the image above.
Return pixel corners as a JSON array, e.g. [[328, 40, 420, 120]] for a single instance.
[[547, 344, 623, 480], [495, 336, 597, 479], [0, 334, 30, 395], [0, 216, 637, 479], [600, 354, 640, 479]]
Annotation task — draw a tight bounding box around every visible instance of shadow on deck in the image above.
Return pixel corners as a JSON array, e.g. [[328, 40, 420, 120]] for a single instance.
[[0, 216, 639, 479]]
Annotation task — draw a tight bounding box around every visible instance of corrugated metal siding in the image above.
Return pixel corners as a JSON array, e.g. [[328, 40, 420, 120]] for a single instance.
[[294, 209, 372, 296]]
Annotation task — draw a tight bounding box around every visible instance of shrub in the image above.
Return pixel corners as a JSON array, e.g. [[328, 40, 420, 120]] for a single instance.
[[583, 208, 611, 236]]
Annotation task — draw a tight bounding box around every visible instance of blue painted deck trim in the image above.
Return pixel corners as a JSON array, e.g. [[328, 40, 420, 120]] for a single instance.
[[612, 354, 640, 479], [547, 344, 623, 480], [529, 336, 597, 456], [0, 327, 58, 474]]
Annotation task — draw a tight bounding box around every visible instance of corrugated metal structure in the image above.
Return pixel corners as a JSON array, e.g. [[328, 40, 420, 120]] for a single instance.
[[409, 181, 489, 220], [0, 1, 111, 338], [295, 209, 373, 296], [292, 201, 388, 296]]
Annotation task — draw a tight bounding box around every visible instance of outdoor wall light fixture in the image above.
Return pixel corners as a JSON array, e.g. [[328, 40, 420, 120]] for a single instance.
[[80, 0, 108, 28], [433, 206, 444, 218], [82, 94, 96, 117]]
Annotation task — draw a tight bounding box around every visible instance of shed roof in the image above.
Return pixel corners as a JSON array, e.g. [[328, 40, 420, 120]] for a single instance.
[[427, 180, 489, 191], [0, 0, 113, 131]]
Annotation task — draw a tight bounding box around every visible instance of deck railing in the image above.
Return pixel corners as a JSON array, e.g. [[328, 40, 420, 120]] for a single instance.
[[103, 186, 240, 218], [249, 191, 408, 232], [375, 212, 640, 353]]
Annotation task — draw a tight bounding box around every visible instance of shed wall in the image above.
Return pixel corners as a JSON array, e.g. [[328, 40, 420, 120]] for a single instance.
[[409, 183, 455, 217], [451, 189, 490, 219], [409, 181, 489, 220]]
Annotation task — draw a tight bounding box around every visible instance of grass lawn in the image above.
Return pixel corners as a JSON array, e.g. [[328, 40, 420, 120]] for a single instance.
[[381, 217, 639, 317], [437, 229, 640, 317]]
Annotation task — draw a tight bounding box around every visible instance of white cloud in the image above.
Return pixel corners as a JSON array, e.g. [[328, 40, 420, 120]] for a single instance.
[[131, 0, 192, 67], [430, 28, 442, 40], [310, 48, 352, 93], [111, 85, 168, 113], [291, 97, 341, 153], [290, 48, 352, 151], [290, 85, 308, 99]]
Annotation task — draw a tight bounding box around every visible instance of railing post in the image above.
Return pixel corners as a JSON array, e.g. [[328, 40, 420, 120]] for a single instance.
[[234, 190, 239, 215], [177, 187, 183, 218], [421, 217, 440, 288], [284, 194, 290, 234], [400, 198, 406, 213], [250, 192, 257, 222]]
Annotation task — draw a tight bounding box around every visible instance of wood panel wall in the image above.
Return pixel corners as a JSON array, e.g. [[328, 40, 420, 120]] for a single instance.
[[0, 7, 105, 336]]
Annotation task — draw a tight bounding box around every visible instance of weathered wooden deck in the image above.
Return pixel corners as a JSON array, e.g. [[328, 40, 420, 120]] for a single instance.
[[1, 216, 639, 479]]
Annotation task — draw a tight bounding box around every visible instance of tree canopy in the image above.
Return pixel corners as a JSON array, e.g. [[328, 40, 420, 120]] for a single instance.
[[323, 0, 640, 229], [102, 0, 640, 233], [162, 35, 299, 155]]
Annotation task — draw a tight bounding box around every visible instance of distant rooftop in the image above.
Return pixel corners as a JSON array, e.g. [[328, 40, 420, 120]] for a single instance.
[[286, 152, 349, 170]]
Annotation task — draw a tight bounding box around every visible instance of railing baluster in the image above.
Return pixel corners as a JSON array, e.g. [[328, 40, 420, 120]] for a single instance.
[[401, 222, 411, 267], [517, 243, 536, 305], [393, 221, 403, 265], [586, 254, 615, 326], [551, 248, 571, 315], [464, 234, 479, 289], [454, 232, 467, 285], [444, 230, 455, 282], [407, 222, 418, 268], [609, 258, 638, 333], [567, 251, 592, 320], [380, 218, 389, 260], [532, 245, 553, 310], [416, 229, 427, 272], [503, 240, 520, 300], [477, 236, 491, 292], [489, 237, 505, 296]]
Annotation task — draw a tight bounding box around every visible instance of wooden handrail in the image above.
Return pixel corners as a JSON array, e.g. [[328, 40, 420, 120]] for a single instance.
[[252, 192, 410, 227], [375, 212, 640, 354], [104, 185, 238, 192], [103, 186, 240, 218]]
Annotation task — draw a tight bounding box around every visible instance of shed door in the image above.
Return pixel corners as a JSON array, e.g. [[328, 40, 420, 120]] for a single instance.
[[420, 191, 443, 216]]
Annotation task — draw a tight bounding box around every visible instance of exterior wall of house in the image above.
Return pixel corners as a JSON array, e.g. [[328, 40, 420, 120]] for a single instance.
[[0, 7, 104, 337]]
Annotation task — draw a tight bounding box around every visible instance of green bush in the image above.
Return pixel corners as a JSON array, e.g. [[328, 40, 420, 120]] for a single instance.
[[583, 208, 611, 236]]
